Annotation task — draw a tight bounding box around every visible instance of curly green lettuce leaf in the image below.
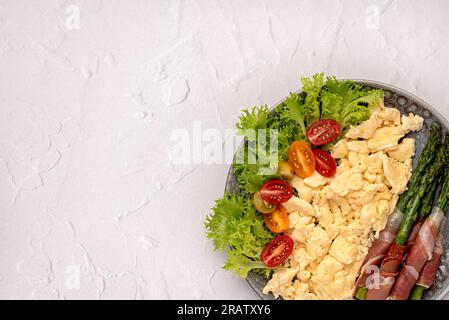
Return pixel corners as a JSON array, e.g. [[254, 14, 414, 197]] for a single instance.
[[268, 93, 308, 159], [233, 114, 298, 195], [340, 89, 383, 130], [301, 73, 325, 124], [204, 193, 273, 278], [236, 106, 270, 141], [204, 193, 246, 251], [278, 92, 307, 137], [324, 77, 367, 104], [275, 121, 303, 159], [234, 105, 283, 194], [321, 78, 384, 135], [233, 164, 277, 194], [224, 250, 270, 278], [233, 143, 280, 194]]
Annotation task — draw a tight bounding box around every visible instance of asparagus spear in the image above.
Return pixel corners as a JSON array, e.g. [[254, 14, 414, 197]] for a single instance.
[[419, 177, 439, 219], [395, 133, 449, 245], [396, 123, 442, 213], [354, 124, 442, 300], [436, 159, 449, 211], [405, 178, 440, 247], [409, 284, 426, 300], [354, 287, 367, 300]]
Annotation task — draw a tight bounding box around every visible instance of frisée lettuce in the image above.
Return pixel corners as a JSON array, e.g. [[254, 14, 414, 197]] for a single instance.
[[204, 193, 273, 277], [205, 73, 384, 278]]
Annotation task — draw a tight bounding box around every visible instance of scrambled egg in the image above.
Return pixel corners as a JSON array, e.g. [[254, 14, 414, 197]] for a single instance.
[[263, 103, 423, 300]]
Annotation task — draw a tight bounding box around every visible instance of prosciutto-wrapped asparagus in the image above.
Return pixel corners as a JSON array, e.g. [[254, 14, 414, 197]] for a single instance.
[[388, 159, 449, 300], [409, 231, 444, 300], [354, 124, 442, 300], [365, 132, 449, 300]]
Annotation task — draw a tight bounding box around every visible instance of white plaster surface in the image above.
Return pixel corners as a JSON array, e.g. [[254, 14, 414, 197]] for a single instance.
[[1, 0, 449, 299]]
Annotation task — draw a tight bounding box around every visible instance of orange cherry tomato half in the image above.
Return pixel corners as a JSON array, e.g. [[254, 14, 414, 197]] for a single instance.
[[261, 234, 294, 268], [263, 206, 290, 233], [260, 179, 293, 205], [288, 141, 316, 178], [313, 149, 337, 177], [307, 119, 341, 146]]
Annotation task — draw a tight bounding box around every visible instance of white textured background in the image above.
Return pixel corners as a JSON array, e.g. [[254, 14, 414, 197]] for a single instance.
[[1, 0, 449, 300]]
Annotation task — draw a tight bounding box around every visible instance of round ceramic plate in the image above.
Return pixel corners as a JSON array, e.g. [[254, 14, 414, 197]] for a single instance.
[[224, 79, 449, 300]]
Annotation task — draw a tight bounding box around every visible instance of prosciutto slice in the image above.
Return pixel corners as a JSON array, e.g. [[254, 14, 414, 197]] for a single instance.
[[388, 207, 445, 300], [416, 232, 444, 289], [365, 242, 407, 300], [407, 219, 424, 248], [380, 242, 408, 276], [356, 209, 404, 289], [365, 275, 395, 300]]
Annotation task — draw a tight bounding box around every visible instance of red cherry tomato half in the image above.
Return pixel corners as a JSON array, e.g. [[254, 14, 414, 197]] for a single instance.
[[261, 235, 294, 268], [307, 119, 341, 146], [260, 179, 293, 205], [313, 149, 337, 177]]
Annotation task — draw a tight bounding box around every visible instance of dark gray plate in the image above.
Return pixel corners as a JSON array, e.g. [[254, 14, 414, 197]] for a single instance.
[[224, 80, 449, 300]]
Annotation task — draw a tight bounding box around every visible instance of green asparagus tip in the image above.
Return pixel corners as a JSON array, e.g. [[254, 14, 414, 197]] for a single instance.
[[396, 124, 442, 213], [419, 177, 439, 218], [436, 133, 449, 211], [430, 121, 441, 130]]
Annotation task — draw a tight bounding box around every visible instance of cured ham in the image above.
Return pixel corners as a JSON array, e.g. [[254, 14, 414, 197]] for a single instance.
[[407, 219, 424, 248], [388, 207, 445, 300], [355, 234, 391, 288], [365, 276, 395, 300], [389, 265, 420, 300], [415, 232, 444, 289], [365, 242, 407, 300], [356, 209, 404, 289], [380, 242, 408, 276]]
